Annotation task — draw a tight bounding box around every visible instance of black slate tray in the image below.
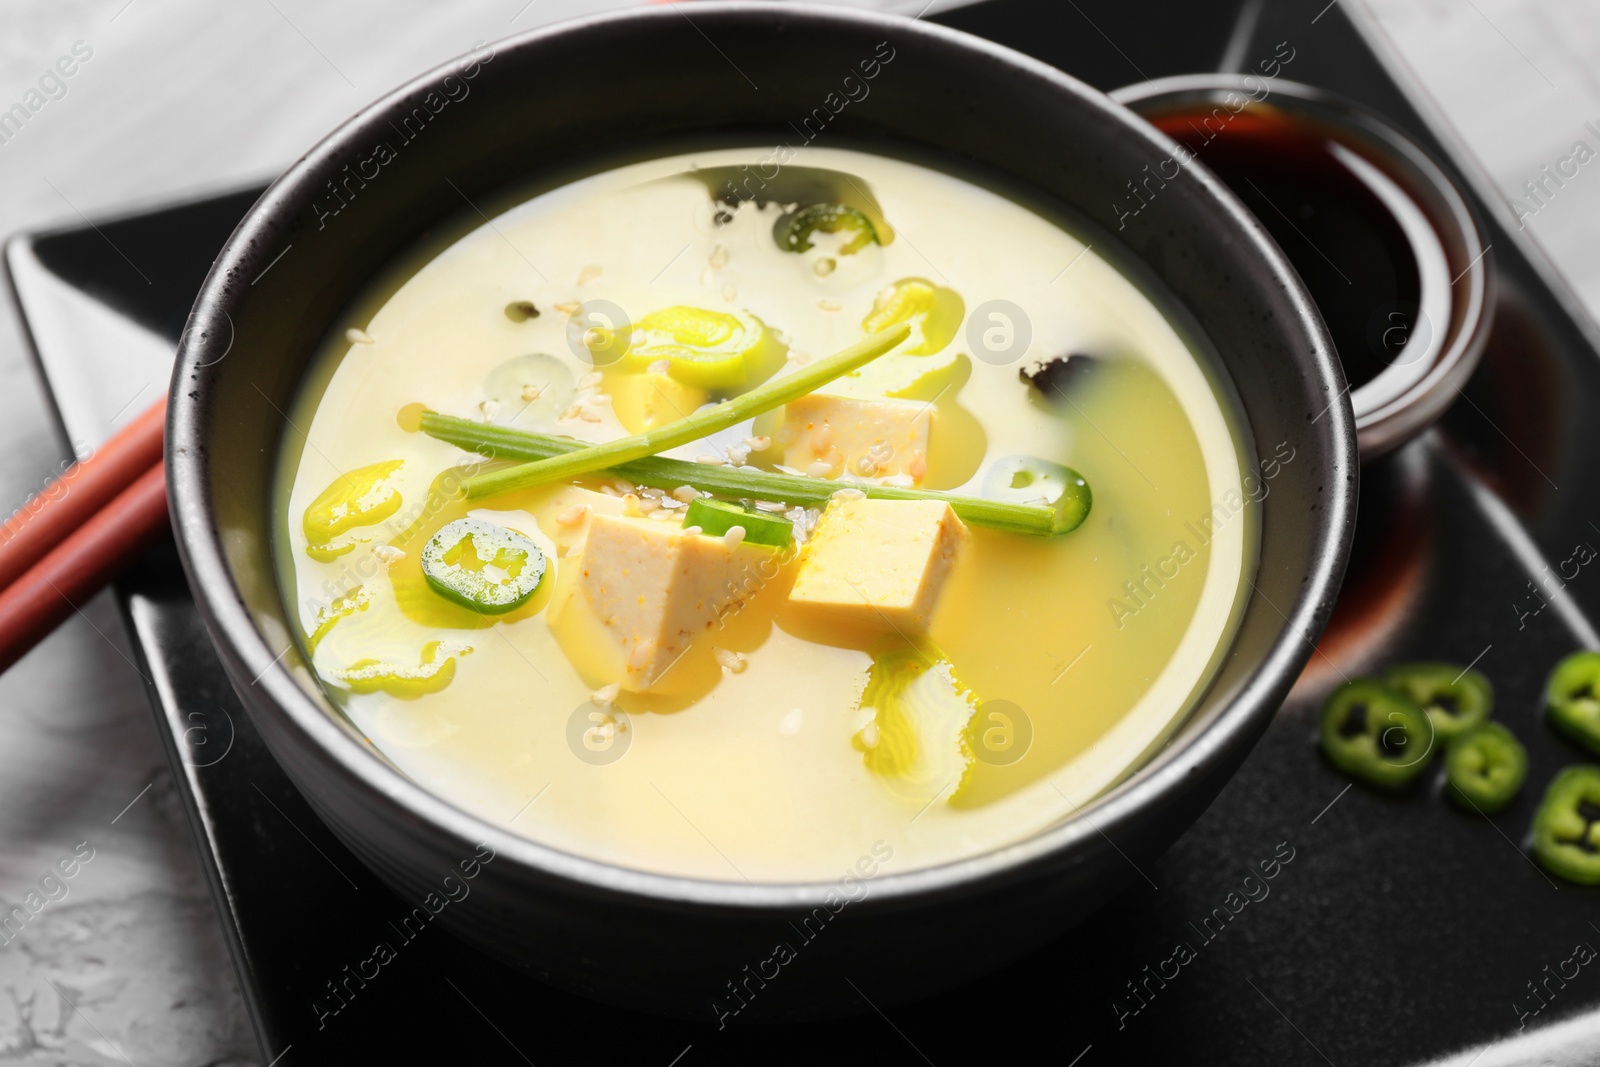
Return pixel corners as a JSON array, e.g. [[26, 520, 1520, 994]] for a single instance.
[[12, 1, 1600, 1063]]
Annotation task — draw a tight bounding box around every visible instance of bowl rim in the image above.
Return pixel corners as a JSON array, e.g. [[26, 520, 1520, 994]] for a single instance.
[[166, 1, 1357, 911]]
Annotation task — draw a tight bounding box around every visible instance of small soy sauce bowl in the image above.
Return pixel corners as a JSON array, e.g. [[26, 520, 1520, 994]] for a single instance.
[[1112, 75, 1494, 460]]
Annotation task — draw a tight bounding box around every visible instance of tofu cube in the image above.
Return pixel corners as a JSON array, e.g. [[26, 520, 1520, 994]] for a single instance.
[[778, 393, 931, 483], [564, 514, 768, 689], [527, 486, 627, 557], [789, 498, 967, 631]]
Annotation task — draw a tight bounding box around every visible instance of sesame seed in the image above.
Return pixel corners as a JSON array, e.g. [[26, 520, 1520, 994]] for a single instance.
[[831, 488, 866, 501], [695, 454, 726, 466], [805, 461, 832, 478], [556, 503, 590, 526], [672, 485, 698, 503], [682, 525, 703, 536], [577, 264, 603, 285], [882, 474, 914, 488], [520, 384, 542, 402], [479, 399, 500, 422], [709, 245, 729, 269], [345, 327, 375, 344], [723, 525, 746, 547], [713, 647, 747, 673], [373, 544, 405, 562], [554, 301, 581, 316], [592, 683, 621, 705], [577, 371, 603, 390], [743, 435, 771, 452], [647, 359, 672, 376]]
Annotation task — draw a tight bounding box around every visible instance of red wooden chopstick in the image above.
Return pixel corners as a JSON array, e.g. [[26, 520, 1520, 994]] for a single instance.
[[0, 399, 170, 673]]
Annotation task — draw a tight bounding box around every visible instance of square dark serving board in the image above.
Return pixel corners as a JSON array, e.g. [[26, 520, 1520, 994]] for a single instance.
[[12, 1, 1600, 1063]]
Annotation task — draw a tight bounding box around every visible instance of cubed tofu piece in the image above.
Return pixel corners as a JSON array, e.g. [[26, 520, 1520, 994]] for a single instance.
[[777, 393, 931, 483], [605, 371, 707, 433], [789, 498, 967, 631], [525, 486, 627, 557], [563, 514, 768, 689]]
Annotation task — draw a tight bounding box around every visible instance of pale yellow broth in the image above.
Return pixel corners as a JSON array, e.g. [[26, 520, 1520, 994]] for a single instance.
[[276, 147, 1252, 882]]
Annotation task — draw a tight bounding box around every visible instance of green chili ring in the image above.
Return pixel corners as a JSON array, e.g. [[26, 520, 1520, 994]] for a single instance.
[[421, 517, 547, 614], [1531, 765, 1600, 884], [982, 456, 1092, 535], [1318, 678, 1436, 788], [1445, 722, 1527, 813], [776, 203, 879, 256], [1383, 661, 1493, 744], [684, 498, 792, 548], [1546, 650, 1600, 755]]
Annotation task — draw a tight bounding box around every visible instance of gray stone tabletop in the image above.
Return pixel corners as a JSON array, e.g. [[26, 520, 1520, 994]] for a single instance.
[[0, 1, 1596, 1063]]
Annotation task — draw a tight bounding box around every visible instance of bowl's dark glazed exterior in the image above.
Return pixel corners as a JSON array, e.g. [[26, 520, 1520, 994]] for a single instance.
[[166, 4, 1356, 1021]]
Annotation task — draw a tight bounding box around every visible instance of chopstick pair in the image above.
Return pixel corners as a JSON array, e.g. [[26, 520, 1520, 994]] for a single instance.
[[0, 399, 170, 673]]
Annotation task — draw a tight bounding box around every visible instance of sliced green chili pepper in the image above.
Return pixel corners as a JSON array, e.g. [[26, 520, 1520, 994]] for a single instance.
[[776, 203, 879, 255], [420, 518, 547, 614], [1318, 678, 1435, 788], [1445, 722, 1527, 813], [982, 456, 1093, 534], [1531, 765, 1600, 884], [1546, 650, 1600, 755], [1382, 661, 1493, 743], [683, 498, 792, 548]]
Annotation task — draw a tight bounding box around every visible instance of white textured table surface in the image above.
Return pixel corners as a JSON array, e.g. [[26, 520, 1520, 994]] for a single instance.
[[0, 1, 1597, 1064]]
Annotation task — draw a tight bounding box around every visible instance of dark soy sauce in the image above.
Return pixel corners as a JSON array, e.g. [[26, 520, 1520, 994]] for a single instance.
[[1150, 107, 1433, 391]]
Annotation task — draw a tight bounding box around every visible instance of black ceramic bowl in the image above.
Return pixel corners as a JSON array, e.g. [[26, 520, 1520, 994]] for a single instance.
[[167, 3, 1356, 1020]]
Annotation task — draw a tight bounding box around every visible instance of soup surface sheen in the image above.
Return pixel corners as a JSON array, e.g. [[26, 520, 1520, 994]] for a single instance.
[[277, 147, 1252, 882]]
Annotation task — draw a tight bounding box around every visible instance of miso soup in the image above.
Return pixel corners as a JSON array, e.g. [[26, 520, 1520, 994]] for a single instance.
[[274, 146, 1255, 882]]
